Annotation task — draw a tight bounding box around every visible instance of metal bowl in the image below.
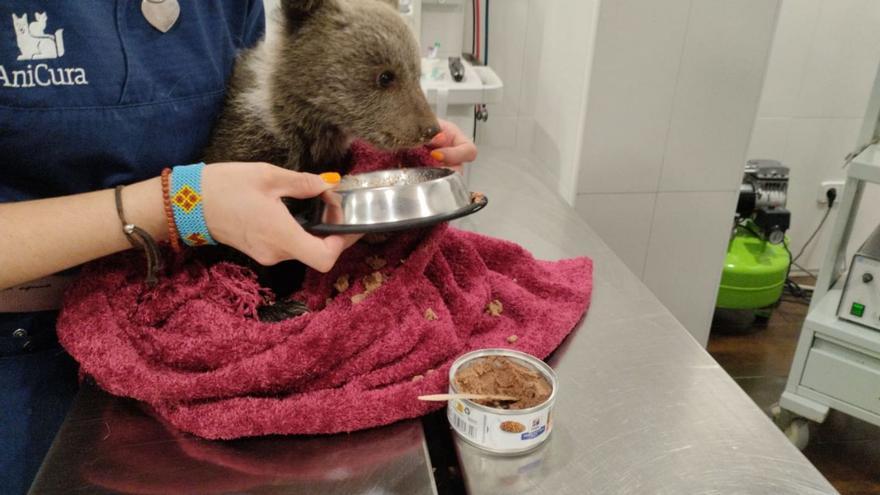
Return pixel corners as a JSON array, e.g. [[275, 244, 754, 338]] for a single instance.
[[296, 168, 488, 234]]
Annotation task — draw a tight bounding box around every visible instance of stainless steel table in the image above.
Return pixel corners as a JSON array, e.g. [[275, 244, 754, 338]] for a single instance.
[[30, 148, 836, 494], [29, 384, 437, 494], [454, 149, 837, 494]]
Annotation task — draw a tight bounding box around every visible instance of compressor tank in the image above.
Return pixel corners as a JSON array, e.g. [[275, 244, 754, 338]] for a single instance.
[[716, 225, 790, 310]]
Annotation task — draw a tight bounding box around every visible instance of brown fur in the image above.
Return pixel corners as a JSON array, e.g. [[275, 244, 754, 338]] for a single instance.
[[203, 0, 439, 173], [202, 0, 438, 320]]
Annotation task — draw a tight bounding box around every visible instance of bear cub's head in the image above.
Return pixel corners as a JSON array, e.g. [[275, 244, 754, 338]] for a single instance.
[[274, 0, 440, 151]]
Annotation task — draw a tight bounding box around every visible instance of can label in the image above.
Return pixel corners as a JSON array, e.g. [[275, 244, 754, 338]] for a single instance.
[[448, 398, 552, 452]]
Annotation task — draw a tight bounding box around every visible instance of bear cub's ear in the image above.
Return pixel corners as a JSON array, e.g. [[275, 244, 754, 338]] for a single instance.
[[280, 0, 332, 29]]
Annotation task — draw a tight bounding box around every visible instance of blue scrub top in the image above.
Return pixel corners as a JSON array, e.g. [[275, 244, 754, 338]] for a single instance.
[[0, 0, 265, 341], [1, 0, 265, 200], [0, 1, 265, 492]]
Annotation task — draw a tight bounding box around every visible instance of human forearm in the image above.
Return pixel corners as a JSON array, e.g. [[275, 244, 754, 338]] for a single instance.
[[0, 177, 166, 289], [0, 162, 370, 291]]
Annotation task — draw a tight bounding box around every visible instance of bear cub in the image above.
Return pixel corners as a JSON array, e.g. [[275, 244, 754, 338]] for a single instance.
[[204, 0, 440, 174], [203, 0, 440, 321]]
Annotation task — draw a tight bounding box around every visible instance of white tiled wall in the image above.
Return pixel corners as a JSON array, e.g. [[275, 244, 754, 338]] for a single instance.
[[478, 0, 528, 121], [643, 191, 740, 338], [746, 0, 880, 272], [576, 0, 690, 195], [477, 0, 599, 202], [478, 0, 779, 345], [658, 0, 778, 193], [474, 0, 530, 149], [572, 0, 779, 346], [419, 1, 465, 58], [574, 193, 656, 277]]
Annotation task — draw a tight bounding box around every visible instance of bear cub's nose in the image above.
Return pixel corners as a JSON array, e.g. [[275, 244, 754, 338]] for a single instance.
[[421, 125, 441, 141]]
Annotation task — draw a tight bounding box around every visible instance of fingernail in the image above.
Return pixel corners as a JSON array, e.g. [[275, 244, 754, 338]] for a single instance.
[[433, 132, 446, 142], [320, 172, 341, 184], [430, 151, 444, 161]]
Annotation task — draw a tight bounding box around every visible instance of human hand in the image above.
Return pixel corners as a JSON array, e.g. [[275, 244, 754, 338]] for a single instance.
[[201, 163, 360, 272], [428, 119, 478, 173]]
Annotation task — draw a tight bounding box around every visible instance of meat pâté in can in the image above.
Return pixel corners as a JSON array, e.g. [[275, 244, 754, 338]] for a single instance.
[[447, 349, 558, 455]]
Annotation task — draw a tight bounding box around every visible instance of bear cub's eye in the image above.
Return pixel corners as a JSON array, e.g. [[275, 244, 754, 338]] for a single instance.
[[377, 71, 396, 88]]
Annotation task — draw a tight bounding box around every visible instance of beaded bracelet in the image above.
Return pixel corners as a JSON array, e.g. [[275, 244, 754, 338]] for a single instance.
[[169, 163, 217, 247], [160, 168, 182, 253]]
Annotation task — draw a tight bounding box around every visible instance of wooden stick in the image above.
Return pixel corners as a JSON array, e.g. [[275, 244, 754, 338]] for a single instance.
[[418, 393, 518, 402]]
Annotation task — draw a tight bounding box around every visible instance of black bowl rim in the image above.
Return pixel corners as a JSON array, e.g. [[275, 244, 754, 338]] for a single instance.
[[300, 196, 488, 235]]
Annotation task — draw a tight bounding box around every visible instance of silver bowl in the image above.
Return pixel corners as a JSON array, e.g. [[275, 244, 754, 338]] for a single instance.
[[296, 168, 488, 234]]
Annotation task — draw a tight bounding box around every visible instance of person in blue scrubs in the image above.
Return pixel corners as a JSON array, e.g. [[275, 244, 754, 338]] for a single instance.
[[0, 3, 269, 492], [0, 1, 477, 493]]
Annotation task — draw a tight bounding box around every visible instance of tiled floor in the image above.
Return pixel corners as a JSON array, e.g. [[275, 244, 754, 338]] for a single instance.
[[708, 300, 880, 495]]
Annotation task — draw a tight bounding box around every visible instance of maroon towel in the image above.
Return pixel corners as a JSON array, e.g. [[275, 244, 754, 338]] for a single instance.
[[57, 144, 593, 439]]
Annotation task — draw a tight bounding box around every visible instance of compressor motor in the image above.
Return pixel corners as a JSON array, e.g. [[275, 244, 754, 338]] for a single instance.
[[736, 159, 791, 244]]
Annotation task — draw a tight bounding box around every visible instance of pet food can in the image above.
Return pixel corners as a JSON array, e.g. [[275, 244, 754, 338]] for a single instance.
[[447, 349, 558, 455]]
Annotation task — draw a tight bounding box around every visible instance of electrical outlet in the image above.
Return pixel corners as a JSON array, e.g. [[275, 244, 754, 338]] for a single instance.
[[818, 180, 844, 204]]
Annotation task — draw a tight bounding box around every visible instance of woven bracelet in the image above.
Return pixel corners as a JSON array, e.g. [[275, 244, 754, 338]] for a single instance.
[[169, 163, 217, 247]]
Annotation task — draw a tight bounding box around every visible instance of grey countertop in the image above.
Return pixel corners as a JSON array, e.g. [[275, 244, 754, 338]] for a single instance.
[[30, 148, 836, 494], [454, 148, 837, 495], [30, 384, 437, 494]]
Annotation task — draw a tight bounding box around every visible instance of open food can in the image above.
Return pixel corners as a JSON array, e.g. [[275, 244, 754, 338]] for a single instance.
[[447, 349, 558, 455]]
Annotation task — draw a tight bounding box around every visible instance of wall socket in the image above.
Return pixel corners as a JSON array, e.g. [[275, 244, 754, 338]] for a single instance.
[[817, 180, 845, 204]]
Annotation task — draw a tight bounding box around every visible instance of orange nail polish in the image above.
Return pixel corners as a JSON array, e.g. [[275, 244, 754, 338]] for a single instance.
[[431, 150, 445, 161], [320, 172, 341, 184]]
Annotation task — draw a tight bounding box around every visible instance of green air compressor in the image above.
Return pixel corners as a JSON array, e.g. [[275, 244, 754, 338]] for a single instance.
[[716, 160, 791, 317]]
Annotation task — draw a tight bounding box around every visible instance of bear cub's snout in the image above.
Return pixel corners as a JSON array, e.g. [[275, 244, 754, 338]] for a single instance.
[[421, 124, 442, 141]]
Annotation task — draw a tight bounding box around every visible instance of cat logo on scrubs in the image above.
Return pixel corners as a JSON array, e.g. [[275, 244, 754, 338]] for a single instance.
[[13, 12, 63, 60], [1, 12, 88, 88]]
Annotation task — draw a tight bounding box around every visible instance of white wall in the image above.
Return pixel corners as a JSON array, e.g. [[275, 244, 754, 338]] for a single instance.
[[473, 0, 531, 150], [479, 0, 779, 345], [419, 0, 465, 58], [572, 0, 780, 346], [476, 0, 600, 203], [747, 0, 880, 273]]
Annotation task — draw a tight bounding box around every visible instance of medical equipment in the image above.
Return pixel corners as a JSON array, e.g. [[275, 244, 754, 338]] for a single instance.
[[776, 60, 880, 449], [716, 160, 791, 312], [836, 223, 880, 330], [737, 160, 791, 243]]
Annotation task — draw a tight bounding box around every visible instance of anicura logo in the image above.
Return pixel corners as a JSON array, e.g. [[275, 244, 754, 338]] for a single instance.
[[2, 12, 88, 88]]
